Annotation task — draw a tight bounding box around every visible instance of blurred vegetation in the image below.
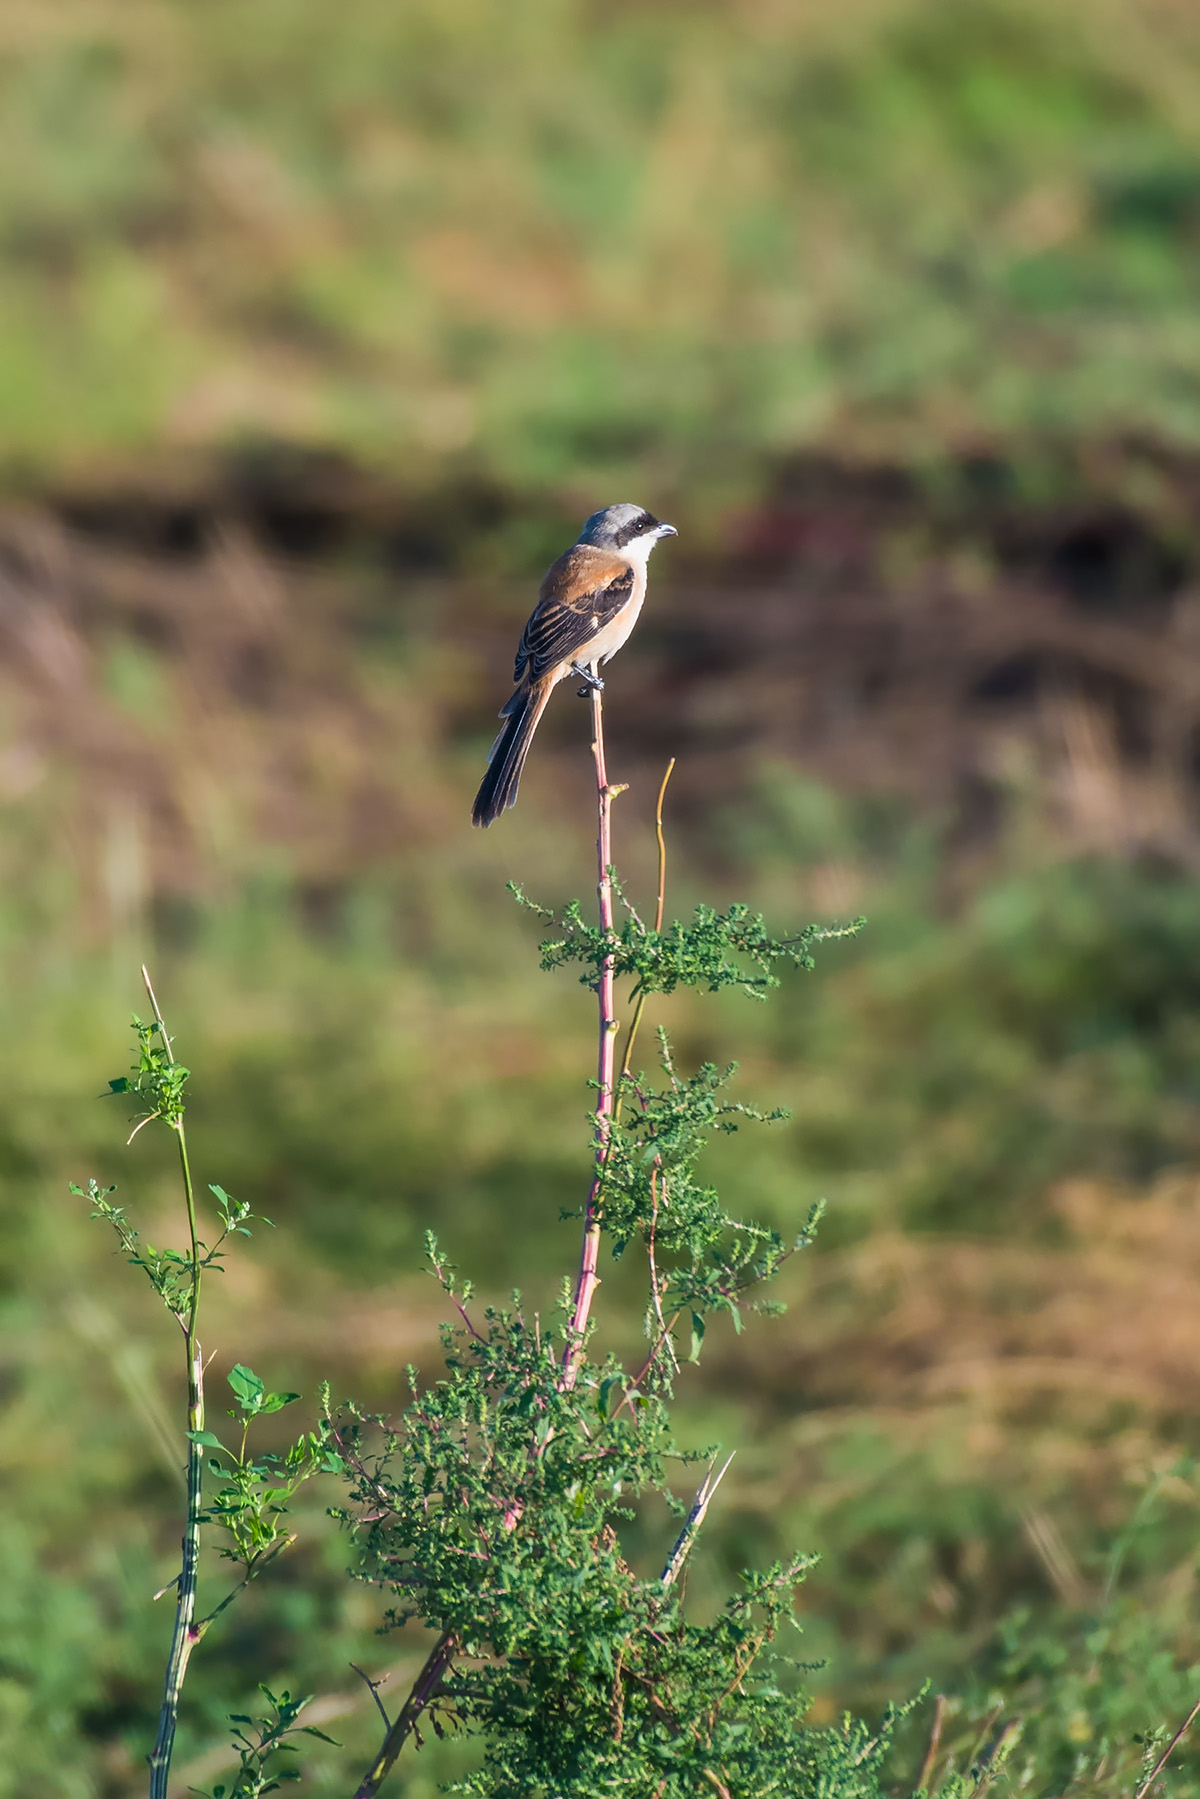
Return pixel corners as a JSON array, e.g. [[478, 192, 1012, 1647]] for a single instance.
[[3, 0, 1200, 509]]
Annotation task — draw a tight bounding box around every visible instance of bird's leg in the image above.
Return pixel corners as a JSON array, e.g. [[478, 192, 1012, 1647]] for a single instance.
[[572, 661, 604, 697]]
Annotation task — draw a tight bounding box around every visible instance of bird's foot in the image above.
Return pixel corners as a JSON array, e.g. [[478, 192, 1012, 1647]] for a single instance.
[[571, 663, 605, 696]]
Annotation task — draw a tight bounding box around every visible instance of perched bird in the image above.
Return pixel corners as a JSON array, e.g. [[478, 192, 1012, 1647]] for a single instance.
[[472, 503, 677, 827]]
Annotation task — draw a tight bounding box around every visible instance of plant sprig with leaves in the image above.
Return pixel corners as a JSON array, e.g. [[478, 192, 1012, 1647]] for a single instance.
[[191, 1685, 341, 1799], [76, 972, 334, 1799], [511, 884, 863, 1001]]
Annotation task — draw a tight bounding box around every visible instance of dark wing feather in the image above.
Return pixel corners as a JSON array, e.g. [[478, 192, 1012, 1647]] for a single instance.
[[514, 560, 635, 683]]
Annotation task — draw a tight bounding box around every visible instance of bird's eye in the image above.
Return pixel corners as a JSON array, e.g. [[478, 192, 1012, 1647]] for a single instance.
[[616, 511, 657, 547]]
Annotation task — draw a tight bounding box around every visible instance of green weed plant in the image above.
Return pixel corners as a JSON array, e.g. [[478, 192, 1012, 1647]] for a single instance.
[[82, 990, 339, 1798]]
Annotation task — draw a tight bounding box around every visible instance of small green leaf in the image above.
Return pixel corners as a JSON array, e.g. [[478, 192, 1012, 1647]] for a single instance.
[[689, 1312, 706, 1363], [189, 1430, 224, 1447], [259, 1391, 301, 1415], [107, 1077, 131, 1095], [228, 1364, 266, 1409]]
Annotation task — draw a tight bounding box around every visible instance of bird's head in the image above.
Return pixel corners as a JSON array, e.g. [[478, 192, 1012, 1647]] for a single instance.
[[577, 503, 678, 559]]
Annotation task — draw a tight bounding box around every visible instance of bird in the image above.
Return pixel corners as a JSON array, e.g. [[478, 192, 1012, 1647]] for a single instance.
[[472, 502, 677, 827]]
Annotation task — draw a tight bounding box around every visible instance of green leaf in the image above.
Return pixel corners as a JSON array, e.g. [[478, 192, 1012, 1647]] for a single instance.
[[189, 1430, 224, 1447], [228, 1364, 266, 1410], [260, 1391, 301, 1414], [689, 1312, 706, 1363], [107, 1077, 131, 1094]]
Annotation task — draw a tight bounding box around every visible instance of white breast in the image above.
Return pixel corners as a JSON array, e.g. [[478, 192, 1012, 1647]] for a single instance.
[[589, 562, 647, 666]]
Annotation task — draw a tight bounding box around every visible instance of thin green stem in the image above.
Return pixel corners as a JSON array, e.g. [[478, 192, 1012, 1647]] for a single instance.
[[148, 1334, 205, 1797], [145, 963, 203, 1338], [196, 1534, 297, 1635], [142, 966, 207, 1799], [177, 1125, 202, 1336]]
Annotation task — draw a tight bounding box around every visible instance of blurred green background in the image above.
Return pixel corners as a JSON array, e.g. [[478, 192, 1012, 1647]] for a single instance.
[[7, 1, 1200, 1794]]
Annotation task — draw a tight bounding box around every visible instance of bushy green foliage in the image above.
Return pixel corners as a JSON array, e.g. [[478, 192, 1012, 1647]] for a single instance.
[[323, 854, 910, 1795]]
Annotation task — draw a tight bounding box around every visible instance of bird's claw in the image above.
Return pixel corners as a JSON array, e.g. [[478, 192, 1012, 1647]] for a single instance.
[[571, 663, 605, 696]]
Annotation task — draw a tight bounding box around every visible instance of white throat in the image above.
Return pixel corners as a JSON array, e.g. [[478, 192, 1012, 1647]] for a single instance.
[[620, 533, 663, 569]]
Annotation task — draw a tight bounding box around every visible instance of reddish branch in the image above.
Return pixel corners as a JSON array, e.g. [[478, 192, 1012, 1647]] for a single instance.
[[563, 686, 624, 1385], [351, 1631, 457, 1799]]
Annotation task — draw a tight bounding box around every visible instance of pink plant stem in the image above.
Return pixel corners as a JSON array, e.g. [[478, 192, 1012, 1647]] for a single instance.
[[563, 685, 620, 1385]]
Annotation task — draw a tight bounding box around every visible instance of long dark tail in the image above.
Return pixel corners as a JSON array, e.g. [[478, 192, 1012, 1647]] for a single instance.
[[472, 677, 555, 827]]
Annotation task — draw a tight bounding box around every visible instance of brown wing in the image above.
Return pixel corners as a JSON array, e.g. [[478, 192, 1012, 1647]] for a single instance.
[[514, 548, 635, 683]]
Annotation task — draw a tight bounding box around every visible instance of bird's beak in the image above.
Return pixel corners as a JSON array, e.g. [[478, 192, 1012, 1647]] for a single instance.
[[657, 522, 678, 538]]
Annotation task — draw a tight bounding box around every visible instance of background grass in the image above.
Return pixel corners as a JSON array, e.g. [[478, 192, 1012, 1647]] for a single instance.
[[3, 0, 1200, 507]]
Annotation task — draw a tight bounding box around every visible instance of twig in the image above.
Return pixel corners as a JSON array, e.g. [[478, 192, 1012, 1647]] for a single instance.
[[350, 1664, 393, 1732], [563, 686, 623, 1386], [616, 887, 648, 933], [1135, 1693, 1200, 1799], [917, 1693, 948, 1794], [646, 1168, 677, 1375], [974, 1719, 1022, 1798], [653, 761, 674, 935], [143, 967, 207, 1799], [964, 1702, 1002, 1770], [619, 760, 677, 1374], [351, 1630, 457, 1799], [616, 758, 675, 1104], [195, 1534, 297, 1634], [453, 1298, 486, 1344], [613, 1308, 684, 1417], [660, 1453, 736, 1589]]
